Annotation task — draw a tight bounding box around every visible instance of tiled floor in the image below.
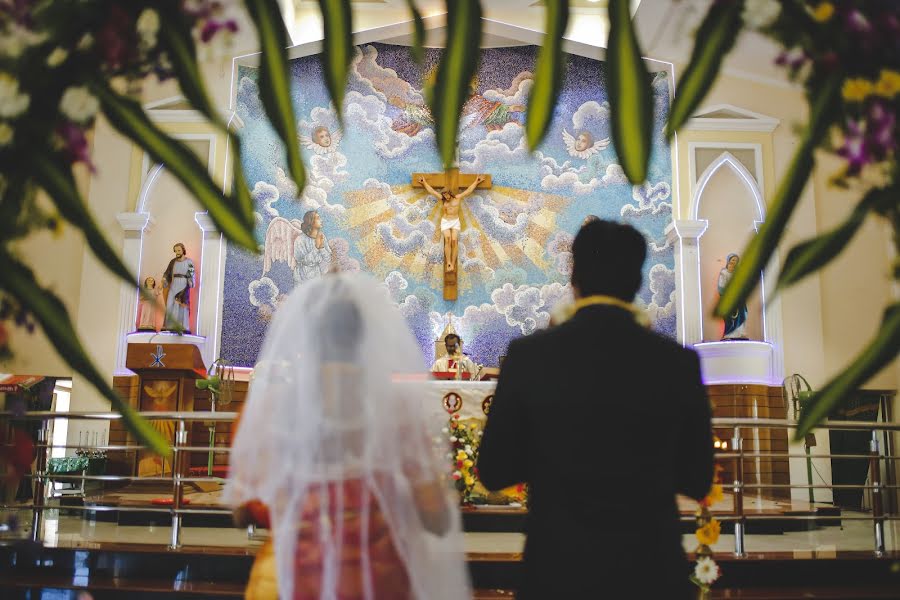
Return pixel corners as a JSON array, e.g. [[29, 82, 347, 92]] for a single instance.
[[1, 509, 896, 556]]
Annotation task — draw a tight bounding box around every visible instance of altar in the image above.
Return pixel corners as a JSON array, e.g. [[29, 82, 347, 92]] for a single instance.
[[422, 380, 496, 428]]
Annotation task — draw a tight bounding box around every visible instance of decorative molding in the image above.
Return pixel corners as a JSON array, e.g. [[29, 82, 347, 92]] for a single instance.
[[673, 219, 709, 240], [690, 151, 765, 221], [194, 212, 218, 234], [116, 212, 152, 233], [695, 341, 776, 385], [684, 104, 780, 133]]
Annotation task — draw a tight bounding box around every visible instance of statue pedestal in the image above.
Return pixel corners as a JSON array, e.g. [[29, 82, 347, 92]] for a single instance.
[[695, 340, 776, 385]]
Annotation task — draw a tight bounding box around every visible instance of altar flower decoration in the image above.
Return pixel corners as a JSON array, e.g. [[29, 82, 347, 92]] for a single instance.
[[446, 413, 481, 504]]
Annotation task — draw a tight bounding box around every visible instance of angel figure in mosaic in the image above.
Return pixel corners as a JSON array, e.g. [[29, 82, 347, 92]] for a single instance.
[[263, 210, 333, 284], [299, 125, 343, 155], [562, 129, 610, 160]]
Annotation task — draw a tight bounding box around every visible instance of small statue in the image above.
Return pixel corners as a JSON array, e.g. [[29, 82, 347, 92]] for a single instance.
[[136, 276, 162, 332], [718, 253, 749, 340], [162, 242, 195, 333]]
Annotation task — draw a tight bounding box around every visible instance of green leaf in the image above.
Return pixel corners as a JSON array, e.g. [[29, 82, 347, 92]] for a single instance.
[[605, 0, 653, 184], [91, 81, 258, 252], [405, 0, 426, 64], [244, 0, 307, 193], [664, 0, 744, 139], [795, 303, 900, 440], [526, 0, 569, 151], [0, 250, 170, 457], [159, 15, 255, 228], [776, 185, 898, 291], [715, 72, 842, 319], [431, 0, 483, 169], [318, 0, 354, 116], [30, 154, 135, 285]]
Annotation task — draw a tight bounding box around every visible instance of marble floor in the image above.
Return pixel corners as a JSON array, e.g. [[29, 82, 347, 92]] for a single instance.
[[1, 509, 897, 556]]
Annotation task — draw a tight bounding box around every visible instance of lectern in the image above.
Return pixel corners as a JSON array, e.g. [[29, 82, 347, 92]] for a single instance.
[[125, 343, 206, 476]]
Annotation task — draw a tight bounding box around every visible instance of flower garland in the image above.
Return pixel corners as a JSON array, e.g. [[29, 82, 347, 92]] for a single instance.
[[691, 460, 725, 593], [445, 413, 481, 504]]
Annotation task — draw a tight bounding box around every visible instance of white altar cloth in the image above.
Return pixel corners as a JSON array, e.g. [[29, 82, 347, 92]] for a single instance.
[[421, 380, 497, 430]]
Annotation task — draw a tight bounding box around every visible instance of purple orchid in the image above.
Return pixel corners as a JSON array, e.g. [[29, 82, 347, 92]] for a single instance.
[[56, 122, 94, 171], [837, 119, 871, 176], [867, 101, 897, 160]]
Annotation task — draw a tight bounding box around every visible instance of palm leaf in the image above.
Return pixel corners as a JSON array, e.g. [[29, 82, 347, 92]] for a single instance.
[[404, 0, 426, 64], [158, 14, 255, 226], [30, 154, 135, 285], [244, 0, 307, 193], [317, 0, 354, 117], [716, 73, 842, 319], [795, 303, 900, 439], [91, 81, 258, 252], [526, 0, 569, 151], [665, 0, 744, 138], [777, 185, 898, 291], [0, 250, 169, 456], [606, 0, 653, 184], [431, 0, 482, 169]]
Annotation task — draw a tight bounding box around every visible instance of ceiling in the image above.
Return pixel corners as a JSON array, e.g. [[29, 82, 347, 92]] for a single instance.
[[280, 0, 791, 87]]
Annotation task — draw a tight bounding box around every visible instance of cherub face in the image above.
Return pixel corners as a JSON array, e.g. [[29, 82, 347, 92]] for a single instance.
[[575, 132, 593, 153], [314, 127, 332, 148]]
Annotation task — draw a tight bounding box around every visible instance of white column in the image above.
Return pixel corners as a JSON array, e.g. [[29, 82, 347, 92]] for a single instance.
[[194, 212, 225, 367], [114, 212, 152, 374], [668, 219, 708, 347]]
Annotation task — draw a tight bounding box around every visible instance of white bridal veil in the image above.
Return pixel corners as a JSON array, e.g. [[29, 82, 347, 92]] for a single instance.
[[226, 272, 470, 599]]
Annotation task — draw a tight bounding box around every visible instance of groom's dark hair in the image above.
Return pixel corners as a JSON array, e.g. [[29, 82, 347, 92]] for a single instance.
[[572, 219, 647, 302]]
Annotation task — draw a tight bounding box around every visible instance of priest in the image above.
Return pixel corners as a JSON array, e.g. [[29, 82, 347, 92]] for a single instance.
[[431, 333, 478, 376]]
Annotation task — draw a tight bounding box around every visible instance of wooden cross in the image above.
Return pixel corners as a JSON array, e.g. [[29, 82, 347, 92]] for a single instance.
[[412, 167, 492, 301]]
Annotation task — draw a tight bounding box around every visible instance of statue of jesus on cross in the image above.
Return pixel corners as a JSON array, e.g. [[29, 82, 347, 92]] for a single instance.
[[413, 168, 492, 300]]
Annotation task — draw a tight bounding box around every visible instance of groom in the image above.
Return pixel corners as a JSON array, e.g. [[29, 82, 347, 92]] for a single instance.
[[478, 220, 713, 599]]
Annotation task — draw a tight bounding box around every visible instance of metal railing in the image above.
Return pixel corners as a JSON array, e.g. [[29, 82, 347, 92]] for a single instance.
[[1, 412, 899, 555]]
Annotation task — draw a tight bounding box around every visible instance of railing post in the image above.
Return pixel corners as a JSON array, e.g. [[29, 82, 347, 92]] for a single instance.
[[30, 420, 49, 543], [732, 426, 746, 557], [170, 419, 188, 549], [870, 431, 885, 557]]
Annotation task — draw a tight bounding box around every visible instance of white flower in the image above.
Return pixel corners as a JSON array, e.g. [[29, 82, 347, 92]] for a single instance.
[[0, 122, 13, 146], [0, 74, 30, 119], [0, 24, 47, 59], [47, 47, 68, 68], [76, 33, 94, 52], [136, 9, 160, 50], [465, 445, 472, 453], [449, 436, 457, 442], [742, 0, 781, 29], [694, 557, 720, 586], [59, 86, 100, 124]]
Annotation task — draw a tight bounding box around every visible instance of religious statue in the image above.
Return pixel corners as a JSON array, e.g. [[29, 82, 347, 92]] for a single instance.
[[162, 243, 195, 334], [293, 210, 333, 283], [420, 175, 485, 273], [718, 253, 749, 340], [136, 276, 162, 332]]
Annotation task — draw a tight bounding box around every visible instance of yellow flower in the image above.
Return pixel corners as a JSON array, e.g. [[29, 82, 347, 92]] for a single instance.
[[704, 484, 724, 506], [456, 450, 467, 460], [464, 476, 475, 486], [842, 78, 873, 103], [874, 70, 900, 99], [696, 519, 721, 546], [463, 459, 473, 468], [811, 2, 834, 22], [0, 122, 12, 146]]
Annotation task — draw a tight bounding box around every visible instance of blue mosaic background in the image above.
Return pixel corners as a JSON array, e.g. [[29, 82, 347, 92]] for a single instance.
[[220, 43, 675, 367]]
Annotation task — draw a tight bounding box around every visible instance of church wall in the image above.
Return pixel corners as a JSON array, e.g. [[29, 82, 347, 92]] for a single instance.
[[219, 43, 676, 368]]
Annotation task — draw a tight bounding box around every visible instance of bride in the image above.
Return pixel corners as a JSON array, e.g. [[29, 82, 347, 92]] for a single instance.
[[226, 273, 470, 599]]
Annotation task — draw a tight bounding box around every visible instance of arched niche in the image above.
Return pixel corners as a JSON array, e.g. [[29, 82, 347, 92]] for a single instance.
[[695, 153, 766, 343], [135, 157, 207, 334]]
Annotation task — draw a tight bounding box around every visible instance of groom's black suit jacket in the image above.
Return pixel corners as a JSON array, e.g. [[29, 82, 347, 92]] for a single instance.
[[478, 305, 713, 599]]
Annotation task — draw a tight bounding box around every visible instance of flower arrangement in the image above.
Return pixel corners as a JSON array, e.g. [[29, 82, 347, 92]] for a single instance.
[[445, 413, 481, 504], [691, 462, 725, 594]]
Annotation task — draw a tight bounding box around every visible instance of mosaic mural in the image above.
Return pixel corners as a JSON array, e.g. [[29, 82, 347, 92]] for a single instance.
[[220, 43, 675, 367]]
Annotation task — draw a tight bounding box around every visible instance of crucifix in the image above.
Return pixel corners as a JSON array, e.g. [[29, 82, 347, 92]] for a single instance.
[[412, 167, 492, 301]]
